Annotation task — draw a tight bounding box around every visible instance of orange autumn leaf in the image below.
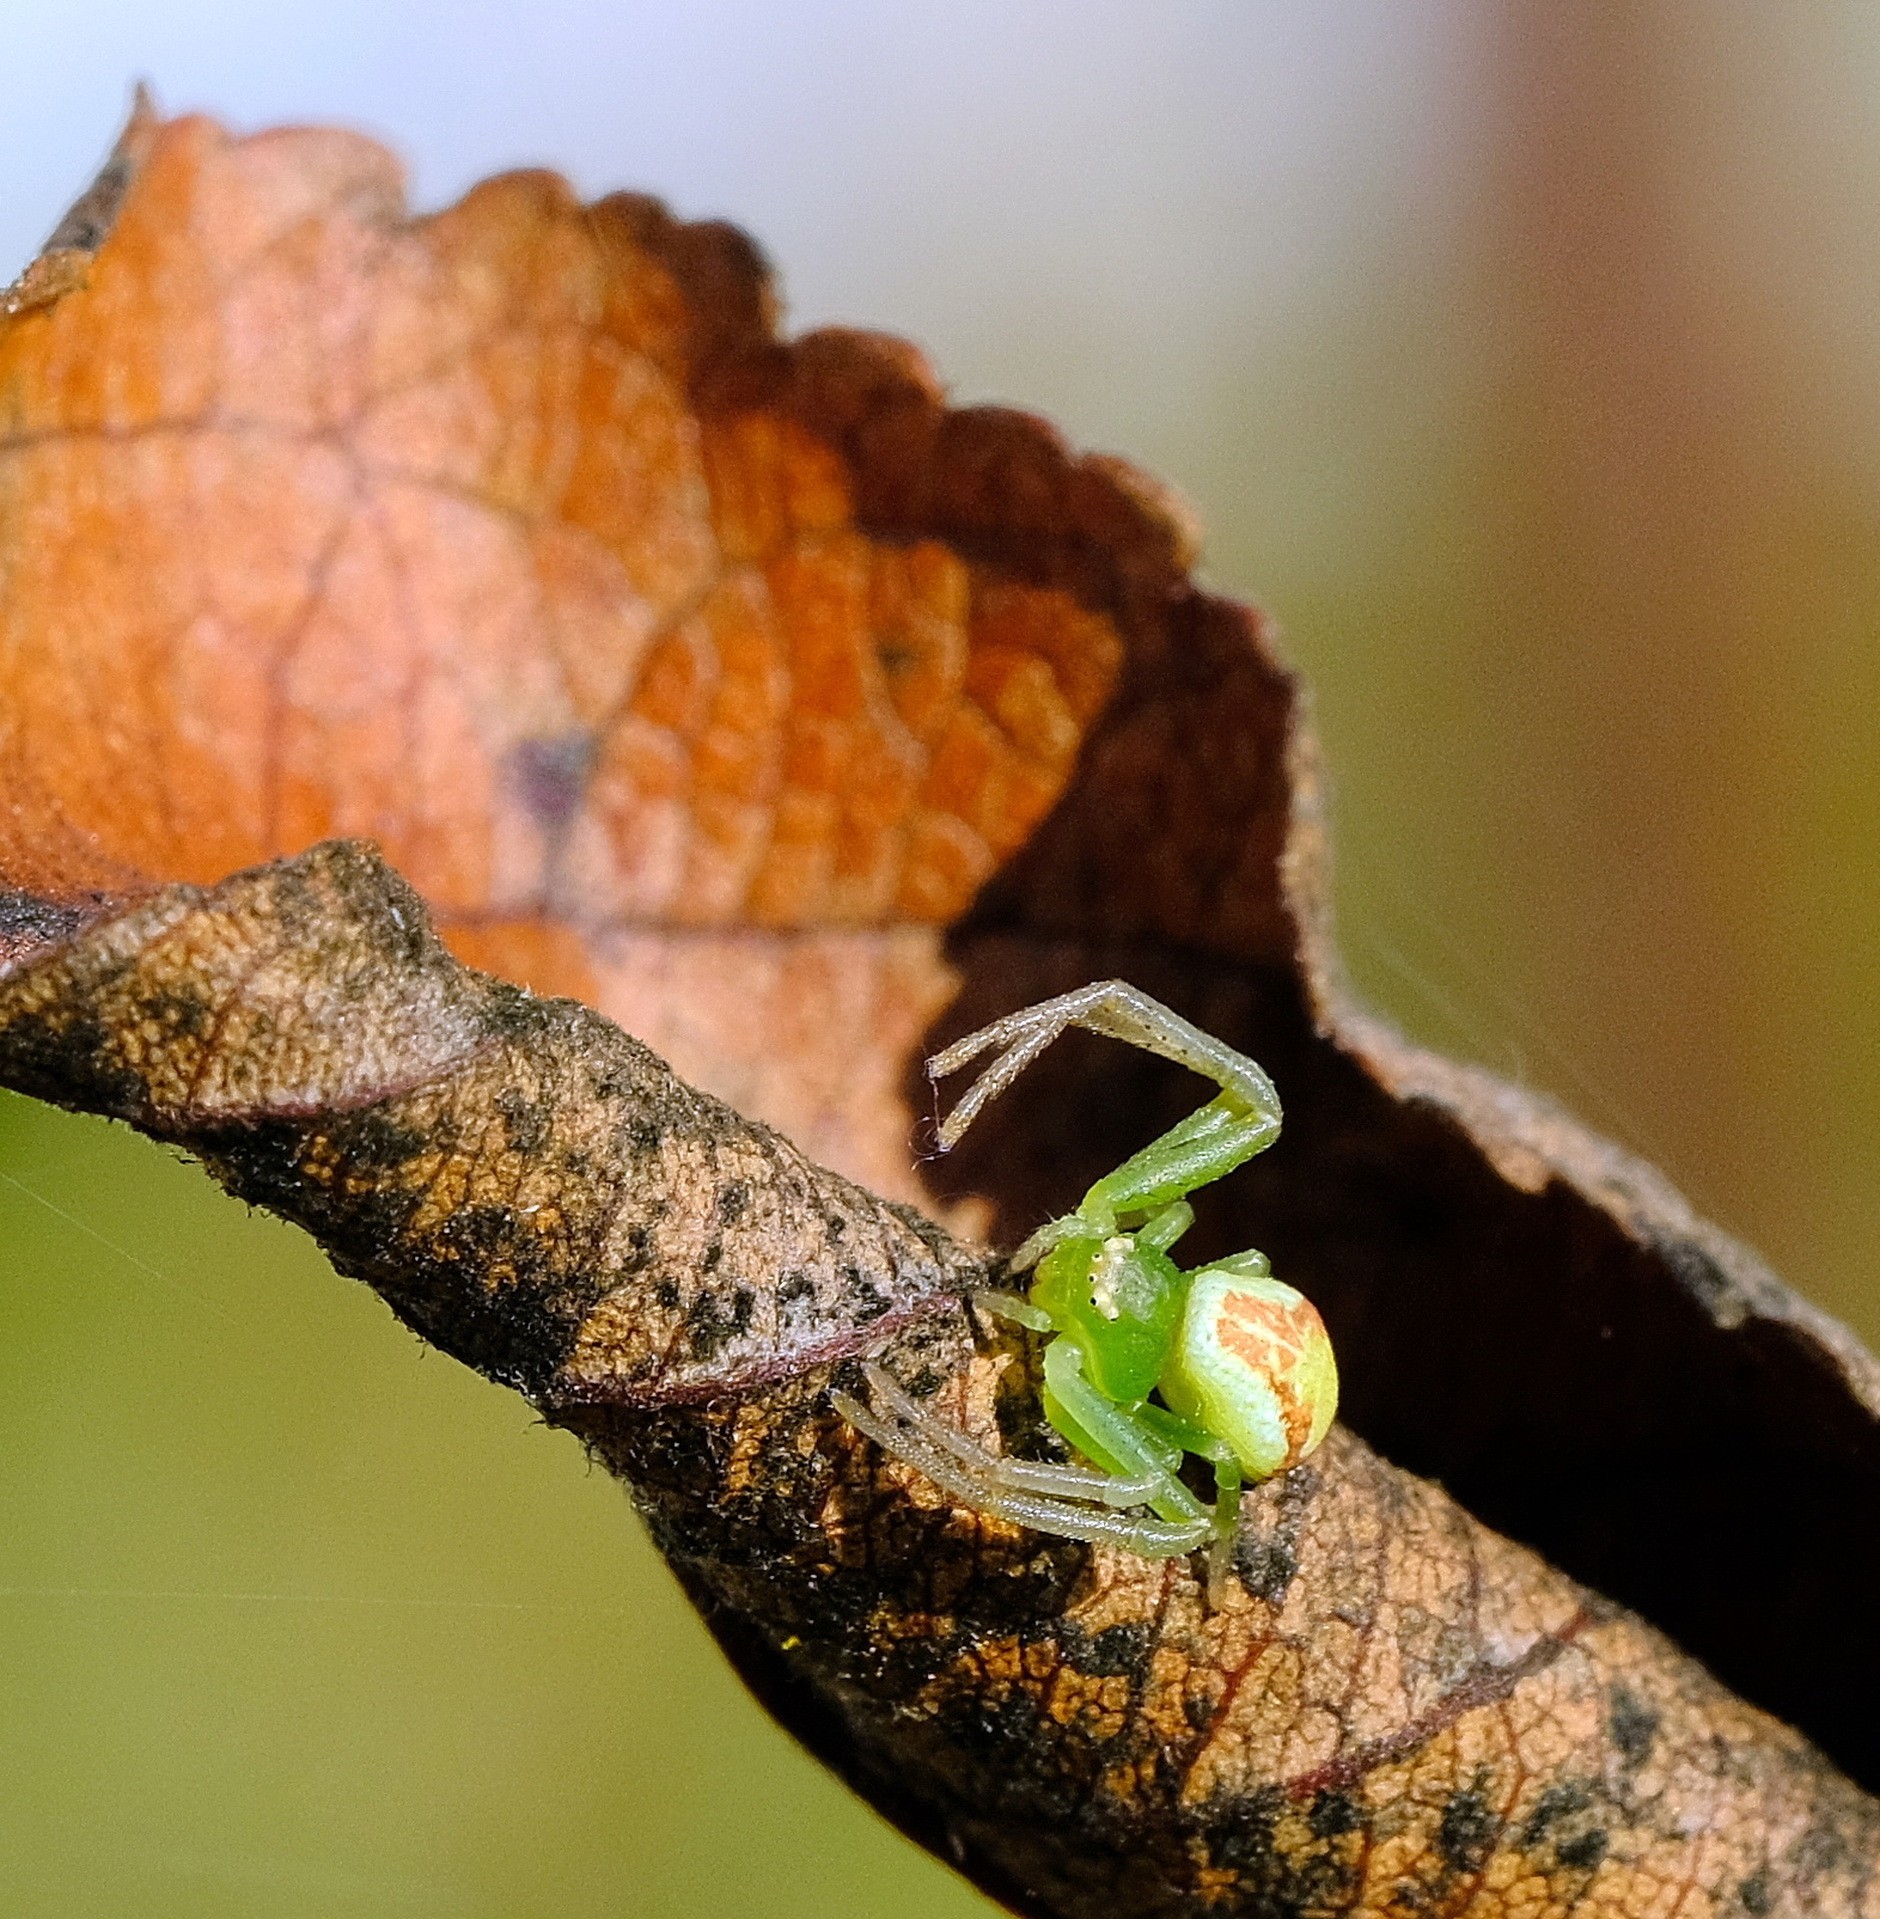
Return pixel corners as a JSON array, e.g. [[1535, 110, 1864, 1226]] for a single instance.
[[0, 102, 1141, 1192]]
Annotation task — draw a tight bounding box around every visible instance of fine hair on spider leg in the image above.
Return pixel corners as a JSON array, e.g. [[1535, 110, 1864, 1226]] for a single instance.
[[926, 1020, 1061, 1150], [833, 1362, 1212, 1557]]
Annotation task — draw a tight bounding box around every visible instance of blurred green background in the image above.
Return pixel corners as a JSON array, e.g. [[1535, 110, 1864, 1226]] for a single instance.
[[2, 4, 1876, 1913]]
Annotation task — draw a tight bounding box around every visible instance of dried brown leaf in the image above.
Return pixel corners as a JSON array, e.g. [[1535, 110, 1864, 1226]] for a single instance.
[[2, 843, 1877, 1918], [3, 106, 1879, 1916]]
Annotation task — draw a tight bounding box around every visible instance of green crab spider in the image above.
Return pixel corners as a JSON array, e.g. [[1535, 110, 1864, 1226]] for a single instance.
[[833, 980, 1338, 1569]]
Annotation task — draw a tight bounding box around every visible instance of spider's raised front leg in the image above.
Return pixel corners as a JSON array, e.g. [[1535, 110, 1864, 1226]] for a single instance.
[[929, 981, 1283, 1241], [928, 979, 1280, 1148]]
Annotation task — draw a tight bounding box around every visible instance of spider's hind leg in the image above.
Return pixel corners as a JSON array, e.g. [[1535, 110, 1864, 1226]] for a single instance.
[[831, 1362, 1211, 1558]]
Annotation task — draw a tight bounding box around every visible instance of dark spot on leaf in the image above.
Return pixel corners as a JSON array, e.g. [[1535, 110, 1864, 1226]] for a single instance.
[[1309, 1790, 1362, 1839], [1437, 1785, 1499, 1874], [0, 1000, 144, 1116], [495, 1084, 549, 1154], [845, 1265, 889, 1321], [1790, 1822, 1854, 1878], [508, 733, 595, 832], [1608, 1684, 1658, 1768], [1234, 1465, 1315, 1603], [931, 1673, 1046, 1779], [1557, 1828, 1609, 1872], [1201, 1788, 1360, 1915], [684, 1290, 738, 1363], [1073, 1622, 1152, 1679], [1233, 1529, 1298, 1605], [143, 987, 214, 1041], [331, 1108, 430, 1172], [1521, 1780, 1592, 1848], [334, 1195, 608, 1393]]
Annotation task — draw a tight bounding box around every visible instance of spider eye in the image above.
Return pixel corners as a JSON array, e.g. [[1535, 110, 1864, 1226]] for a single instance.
[[1163, 1268, 1338, 1481], [1089, 1234, 1164, 1322]]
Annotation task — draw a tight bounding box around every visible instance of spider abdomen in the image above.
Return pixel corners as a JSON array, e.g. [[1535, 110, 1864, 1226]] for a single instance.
[[1160, 1268, 1338, 1481]]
